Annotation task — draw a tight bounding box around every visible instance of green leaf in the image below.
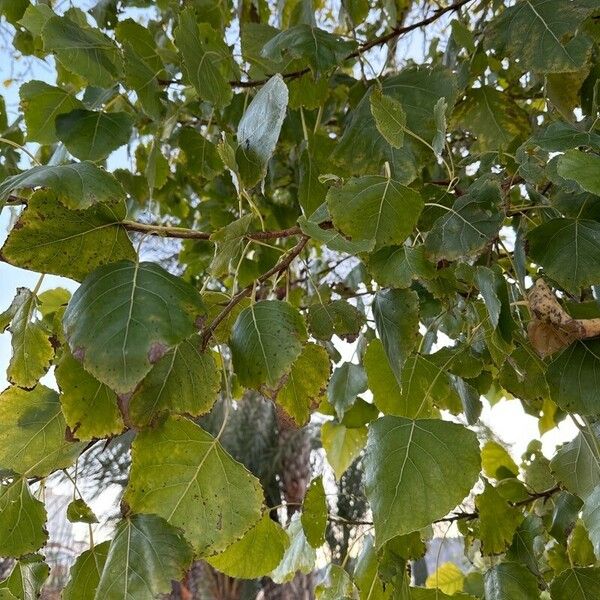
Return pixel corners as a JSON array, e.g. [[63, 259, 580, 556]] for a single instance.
[[481, 440, 519, 480], [116, 19, 165, 120], [321, 421, 367, 480], [55, 109, 133, 162], [1, 191, 135, 281], [203, 292, 250, 345], [364, 339, 401, 415], [533, 122, 600, 151], [0, 385, 84, 477], [568, 519, 595, 566], [209, 214, 254, 277], [128, 336, 220, 428], [354, 537, 391, 600], [302, 477, 327, 548], [66, 498, 98, 524], [275, 342, 330, 426], [328, 362, 368, 419], [341, 398, 378, 428], [547, 341, 600, 415], [179, 127, 224, 181], [475, 268, 502, 327], [370, 89, 406, 149], [367, 245, 435, 289], [206, 514, 289, 579], [18, 3, 53, 37], [241, 22, 293, 76], [145, 141, 168, 191], [432, 97, 448, 158], [0, 289, 28, 334], [380, 533, 426, 575], [62, 542, 110, 600], [365, 417, 480, 547], [484, 562, 539, 600], [485, 0, 596, 73], [19, 80, 84, 144], [425, 179, 503, 260], [550, 567, 600, 600], [499, 344, 549, 406], [261, 25, 356, 75], [475, 265, 514, 339], [298, 214, 374, 254], [528, 219, 600, 293], [0, 555, 49, 600], [400, 354, 461, 416], [507, 514, 544, 574], [270, 514, 317, 584], [453, 86, 529, 150], [373, 288, 419, 380], [316, 565, 358, 600], [0, 478, 47, 557], [429, 344, 484, 379], [551, 491, 583, 544], [298, 145, 328, 216], [551, 426, 600, 501], [0, 0, 28, 24], [125, 415, 264, 555], [327, 176, 423, 251], [288, 72, 329, 110], [236, 74, 288, 187], [63, 260, 205, 394], [582, 485, 600, 558], [41, 15, 122, 87], [364, 339, 432, 418], [174, 9, 233, 107], [475, 482, 523, 554], [4, 288, 53, 389], [557, 149, 600, 196], [451, 18, 475, 51], [0, 162, 125, 210], [94, 514, 193, 599], [333, 68, 457, 177], [230, 299, 306, 389], [56, 350, 123, 440], [307, 300, 365, 341]]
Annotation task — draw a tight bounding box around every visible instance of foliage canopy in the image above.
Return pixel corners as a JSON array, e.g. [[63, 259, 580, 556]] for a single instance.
[[1, 0, 600, 597]]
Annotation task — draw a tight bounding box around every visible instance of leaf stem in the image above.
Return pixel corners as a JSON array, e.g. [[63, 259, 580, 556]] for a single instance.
[[0, 137, 41, 166]]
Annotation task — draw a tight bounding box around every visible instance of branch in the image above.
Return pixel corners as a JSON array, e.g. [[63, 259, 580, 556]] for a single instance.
[[5, 194, 27, 206], [513, 485, 561, 508], [201, 234, 310, 348], [122, 220, 211, 240], [229, 0, 473, 88], [121, 220, 302, 241], [350, 0, 472, 56], [435, 485, 561, 524]]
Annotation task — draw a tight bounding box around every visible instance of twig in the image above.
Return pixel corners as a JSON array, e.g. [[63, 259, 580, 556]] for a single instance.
[[435, 484, 560, 524], [228, 0, 473, 88], [121, 220, 302, 241], [201, 234, 309, 348], [351, 0, 472, 56]]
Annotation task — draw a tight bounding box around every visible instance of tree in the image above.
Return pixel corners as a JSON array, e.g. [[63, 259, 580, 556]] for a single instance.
[[0, 0, 600, 597]]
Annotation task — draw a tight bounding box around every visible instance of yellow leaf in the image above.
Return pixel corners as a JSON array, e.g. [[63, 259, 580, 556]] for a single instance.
[[425, 562, 464, 595]]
